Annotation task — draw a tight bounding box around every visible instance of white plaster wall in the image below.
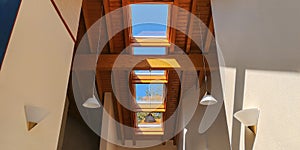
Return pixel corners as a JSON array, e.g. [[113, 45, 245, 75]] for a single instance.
[[220, 67, 236, 145], [212, 0, 300, 71], [212, 0, 300, 149], [0, 0, 81, 149], [243, 70, 300, 149]]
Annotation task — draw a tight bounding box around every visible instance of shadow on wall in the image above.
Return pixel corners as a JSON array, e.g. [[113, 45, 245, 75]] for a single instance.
[[62, 111, 100, 150]]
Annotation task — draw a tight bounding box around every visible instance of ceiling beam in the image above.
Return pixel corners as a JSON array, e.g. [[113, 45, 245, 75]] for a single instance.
[[82, 0, 103, 53], [185, 0, 197, 54], [203, 16, 214, 53], [122, 0, 130, 49], [103, 0, 115, 53], [73, 54, 219, 71]]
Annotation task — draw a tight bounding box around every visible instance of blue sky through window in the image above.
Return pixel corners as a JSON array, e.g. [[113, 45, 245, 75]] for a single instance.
[[135, 84, 164, 103], [131, 4, 168, 37], [133, 47, 166, 55], [134, 70, 165, 76]]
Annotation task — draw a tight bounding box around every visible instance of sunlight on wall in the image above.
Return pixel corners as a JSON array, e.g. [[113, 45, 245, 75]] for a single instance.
[[220, 66, 236, 145], [0, 0, 81, 149], [243, 70, 300, 149]]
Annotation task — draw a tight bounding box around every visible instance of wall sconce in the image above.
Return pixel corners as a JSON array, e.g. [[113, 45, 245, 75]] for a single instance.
[[234, 108, 260, 150], [234, 108, 260, 133], [24, 105, 48, 131]]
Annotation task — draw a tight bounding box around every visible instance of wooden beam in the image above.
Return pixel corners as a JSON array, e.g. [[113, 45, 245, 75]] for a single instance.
[[131, 42, 170, 47], [73, 54, 220, 71], [81, 0, 103, 53], [169, 0, 179, 53], [122, 0, 130, 49], [103, 0, 115, 53], [185, 0, 197, 54], [132, 38, 169, 43], [129, 1, 173, 4], [204, 16, 214, 53], [112, 71, 125, 145]]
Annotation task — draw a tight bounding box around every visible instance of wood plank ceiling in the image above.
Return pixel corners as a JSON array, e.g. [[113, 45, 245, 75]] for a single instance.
[[79, 0, 215, 144]]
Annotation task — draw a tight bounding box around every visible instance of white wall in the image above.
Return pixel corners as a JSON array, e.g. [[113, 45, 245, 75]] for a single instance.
[[212, 0, 300, 149], [221, 67, 236, 145], [212, 0, 300, 71], [0, 0, 81, 149], [243, 70, 300, 149]]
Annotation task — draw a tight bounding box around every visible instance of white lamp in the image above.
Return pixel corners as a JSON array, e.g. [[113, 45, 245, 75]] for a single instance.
[[199, 55, 217, 105], [234, 108, 260, 134], [200, 92, 218, 105], [234, 108, 259, 126], [83, 21, 102, 109], [83, 76, 101, 109], [24, 105, 48, 131], [198, 19, 217, 106], [83, 95, 101, 108]]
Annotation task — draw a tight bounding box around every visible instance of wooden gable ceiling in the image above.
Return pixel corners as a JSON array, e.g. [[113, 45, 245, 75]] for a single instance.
[[82, 0, 213, 54], [78, 0, 215, 145]]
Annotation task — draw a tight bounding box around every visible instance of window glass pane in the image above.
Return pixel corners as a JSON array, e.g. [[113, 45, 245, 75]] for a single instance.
[[134, 70, 165, 76], [133, 47, 166, 55], [131, 4, 168, 37], [136, 112, 163, 128], [135, 84, 164, 104]]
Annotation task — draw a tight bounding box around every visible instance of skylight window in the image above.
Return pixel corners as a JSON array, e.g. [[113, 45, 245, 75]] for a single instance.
[[133, 47, 166, 55], [131, 4, 169, 38], [135, 84, 165, 104], [132, 70, 167, 84], [136, 112, 163, 128], [134, 70, 165, 76]]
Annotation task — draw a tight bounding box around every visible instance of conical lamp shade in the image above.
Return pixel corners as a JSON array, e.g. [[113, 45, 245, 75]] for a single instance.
[[144, 113, 156, 123], [234, 108, 259, 126], [83, 95, 101, 108], [24, 105, 48, 131], [200, 92, 217, 105]]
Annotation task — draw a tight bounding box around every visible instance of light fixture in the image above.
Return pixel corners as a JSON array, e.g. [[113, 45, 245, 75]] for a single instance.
[[24, 105, 48, 131], [234, 108, 260, 133], [82, 83, 101, 108], [83, 16, 103, 109], [234, 108, 260, 149], [199, 17, 217, 106], [199, 56, 217, 105], [200, 92, 217, 105], [144, 113, 156, 123], [83, 94, 101, 108]]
